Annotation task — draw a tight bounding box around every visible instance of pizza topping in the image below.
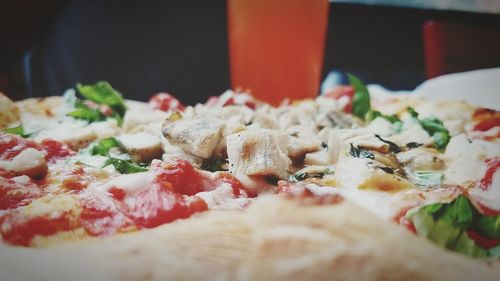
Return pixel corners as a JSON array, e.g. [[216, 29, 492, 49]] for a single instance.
[[148, 92, 185, 112], [89, 137, 148, 174], [116, 132, 163, 164], [405, 107, 451, 150], [348, 74, 371, 120], [468, 157, 500, 215], [406, 171, 443, 189], [291, 165, 333, 182], [0, 148, 47, 179], [0, 93, 20, 130], [347, 74, 400, 124], [205, 90, 258, 110], [162, 114, 225, 159], [472, 108, 500, 132], [152, 158, 207, 195], [79, 192, 132, 236], [0, 195, 81, 246], [0, 175, 43, 210], [276, 181, 344, 205], [323, 85, 354, 113], [2, 124, 34, 138], [227, 129, 291, 180], [68, 82, 127, 126], [408, 195, 499, 258], [40, 139, 74, 163]]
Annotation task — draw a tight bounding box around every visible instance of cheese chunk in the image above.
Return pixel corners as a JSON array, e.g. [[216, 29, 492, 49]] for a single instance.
[[0, 148, 47, 178], [35, 124, 97, 150], [227, 129, 291, 179], [162, 116, 224, 159], [117, 132, 163, 164], [444, 134, 500, 184], [122, 108, 167, 133]]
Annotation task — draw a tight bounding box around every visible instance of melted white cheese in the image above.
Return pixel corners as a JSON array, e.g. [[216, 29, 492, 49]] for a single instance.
[[0, 148, 46, 173], [304, 184, 395, 219], [196, 183, 252, 209], [469, 169, 500, 212]]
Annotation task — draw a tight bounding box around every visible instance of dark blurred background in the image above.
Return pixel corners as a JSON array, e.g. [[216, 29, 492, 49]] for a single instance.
[[1, 0, 500, 104]]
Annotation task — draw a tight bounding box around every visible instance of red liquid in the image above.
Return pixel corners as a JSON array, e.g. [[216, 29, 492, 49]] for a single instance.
[[227, 0, 329, 105]]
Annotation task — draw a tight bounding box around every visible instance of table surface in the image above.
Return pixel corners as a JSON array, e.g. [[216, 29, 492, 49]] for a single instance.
[[332, 0, 500, 14]]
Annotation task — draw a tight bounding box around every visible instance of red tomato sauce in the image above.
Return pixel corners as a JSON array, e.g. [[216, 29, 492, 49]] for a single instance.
[[0, 176, 43, 210], [0, 212, 73, 246], [0, 133, 42, 160], [467, 230, 499, 249], [40, 139, 74, 163], [149, 93, 185, 112], [478, 157, 500, 191]]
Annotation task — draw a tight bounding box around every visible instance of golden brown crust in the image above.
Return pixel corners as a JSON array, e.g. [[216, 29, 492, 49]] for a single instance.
[[0, 93, 20, 129], [1, 196, 498, 281]]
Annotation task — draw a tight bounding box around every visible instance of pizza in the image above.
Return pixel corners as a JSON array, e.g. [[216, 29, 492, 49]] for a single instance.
[[0, 77, 499, 281]]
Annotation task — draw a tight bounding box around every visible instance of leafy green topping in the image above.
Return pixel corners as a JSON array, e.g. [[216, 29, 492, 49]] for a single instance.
[[76, 82, 126, 117], [374, 134, 401, 153], [68, 82, 126, 126], [68, 100, 105, 123], [2, 125, 34, 138], [409, 171, 443, 187], [349, 143, 374, 159], [406, 142, 423, 149], [405, 107, 451, 150], [89, 137, 147, 174], [365, 110, 401, 124], [409, 195, 500, 258], [348, 74, 371, 120], [347, 74, 400, 124], [476, 215, 500, 240], [291, 167, 332, 182], [292, 171, 307, 181], [102, 157, 148, 174], [91, 137, 123, 156]]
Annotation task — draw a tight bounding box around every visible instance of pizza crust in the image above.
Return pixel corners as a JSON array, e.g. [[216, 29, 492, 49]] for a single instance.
[[1, 196, 498, 281]]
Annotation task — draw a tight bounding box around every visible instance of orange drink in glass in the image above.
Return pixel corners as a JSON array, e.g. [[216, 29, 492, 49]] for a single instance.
[[227, 0, 329, 105]]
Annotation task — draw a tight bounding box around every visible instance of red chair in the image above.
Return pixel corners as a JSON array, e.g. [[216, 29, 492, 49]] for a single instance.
[[423, 20, 500, 79]]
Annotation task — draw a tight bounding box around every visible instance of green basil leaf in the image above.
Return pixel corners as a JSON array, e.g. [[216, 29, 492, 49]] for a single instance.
[[2, 125, 35, 138], [393, 121, 403, 134], [475, 215, 500, 240], [411, 205, 488, 258], [102, 157, 147, 174], [432, 131, 451, 151], [76, 81, 126, 117], [3, 125, 25, 136], [292, 171, 307, 182], [405, 107, 451, 150], [364, 110, 382, 122], [374, 134, 401, 153], [91, 137, 124, 156], [348, 74, 371, 120], [381, 114, 401, 124], [67, 107, 104, 123], [348, 143, 374, 159], [420, 117, 447, 134], [452, 230, 490, 258], [407, 106, 418, 118], [446, 195, 474, 229]]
